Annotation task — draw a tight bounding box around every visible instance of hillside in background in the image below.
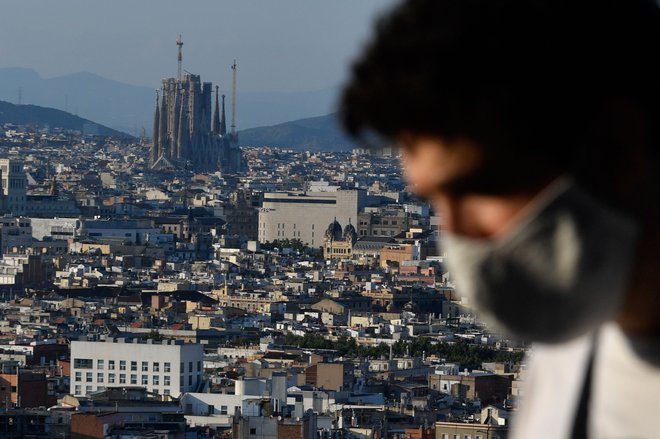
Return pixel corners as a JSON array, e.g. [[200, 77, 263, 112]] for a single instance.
[[0, 100, 132, 138], [0, 67, 338, 136], [237, 113, 358, 152]]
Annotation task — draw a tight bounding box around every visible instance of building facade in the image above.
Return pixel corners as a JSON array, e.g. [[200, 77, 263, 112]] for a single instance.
[[70, 338, 204, 398], [258, 188, 366, 247], [323, 219, 357, 260], [0, 158, 27, 215]]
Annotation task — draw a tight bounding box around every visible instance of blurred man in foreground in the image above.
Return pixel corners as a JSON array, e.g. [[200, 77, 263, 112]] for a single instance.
[[341, 0, 660, 437]]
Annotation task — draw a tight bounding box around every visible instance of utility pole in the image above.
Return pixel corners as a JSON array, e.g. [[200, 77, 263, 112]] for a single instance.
[[176, 35, 184, 81]]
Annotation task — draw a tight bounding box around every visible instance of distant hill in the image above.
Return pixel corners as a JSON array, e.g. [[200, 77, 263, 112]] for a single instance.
[[0, 67, 339, 136], [238, 113, 358, 152], [0, 100, 132, 138]]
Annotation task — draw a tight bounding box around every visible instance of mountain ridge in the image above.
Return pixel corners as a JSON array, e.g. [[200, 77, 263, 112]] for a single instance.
[[238, 112, 357, 152], [0, 100, 132, 138]]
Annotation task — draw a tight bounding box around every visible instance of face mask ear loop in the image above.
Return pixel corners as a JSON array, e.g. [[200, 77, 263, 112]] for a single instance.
[[490, 175, 575, 241]]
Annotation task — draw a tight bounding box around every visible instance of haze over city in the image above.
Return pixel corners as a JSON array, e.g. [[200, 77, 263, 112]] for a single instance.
[[0, 0, 395, 93]]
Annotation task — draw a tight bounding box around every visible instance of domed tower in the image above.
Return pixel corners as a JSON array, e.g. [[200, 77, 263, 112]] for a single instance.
[[343, 220, 358, 245], [324, 218, 357, 260], [324, 218, 343, 242]]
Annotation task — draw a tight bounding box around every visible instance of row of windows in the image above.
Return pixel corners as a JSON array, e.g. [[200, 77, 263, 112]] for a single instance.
[[74, 371, 173, 386], [76, 359, 172, 372], [74, 359, 202, 373], [277, 231, 302, 237], [269, 223, 317, 230], [7, 179, 25, 189]]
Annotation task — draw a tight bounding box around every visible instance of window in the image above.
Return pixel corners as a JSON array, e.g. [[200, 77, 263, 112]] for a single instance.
[[220, 405, 228, 415], [86, 385, 92, 393], [142, 375, 148, 385], [97, 359, 104, 370], [188, 375, 192, 386], [130, 375, 137, 385], [109, 360, 115, 370], [197, 361, 201, 372], [153, 362, 160, 372], [164, 362, 171, 373], [250, 428, 256, 435], [73, 358, 93, 369], [86, 372, 93, 382], [153, 375, 160, 386], [119, 374, 126, 384], [97, 373, 104, 383], [164, 389, 170, 395], [74, 372, 81, 382], [120, 361, 126, 371], [74, 385, 81, 395], [142, 361, 148, 372], [164, 376, 170, 386], [189, 362, 193, 373], [108, 373, 115, 384]]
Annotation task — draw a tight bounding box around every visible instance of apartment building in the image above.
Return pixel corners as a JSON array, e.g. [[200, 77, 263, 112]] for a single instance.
[[70, 337, 204, 397]]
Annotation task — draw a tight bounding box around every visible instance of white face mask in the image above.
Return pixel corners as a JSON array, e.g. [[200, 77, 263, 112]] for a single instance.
[[441, 177, 639, 343]]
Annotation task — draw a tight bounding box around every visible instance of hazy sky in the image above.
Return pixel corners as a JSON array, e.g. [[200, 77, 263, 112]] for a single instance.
[[0, 0, 397, 93]]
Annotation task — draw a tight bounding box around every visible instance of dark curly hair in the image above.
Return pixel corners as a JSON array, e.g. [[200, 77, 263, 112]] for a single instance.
[[341, 0, 660, 201]]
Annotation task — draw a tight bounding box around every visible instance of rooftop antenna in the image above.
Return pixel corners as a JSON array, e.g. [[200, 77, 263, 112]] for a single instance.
[[176, 35, 184, 81], [231, 60, 237, 136]]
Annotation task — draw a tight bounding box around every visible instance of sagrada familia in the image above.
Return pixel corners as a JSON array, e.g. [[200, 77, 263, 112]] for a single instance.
[[150, 38, 242, 173]]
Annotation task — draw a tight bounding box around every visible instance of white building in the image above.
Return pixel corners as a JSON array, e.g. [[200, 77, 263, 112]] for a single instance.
[[70, 337, 204, 398], [30, 217, 81, 241], [258, 188, 366, 247], [81, 219, 160, 244]]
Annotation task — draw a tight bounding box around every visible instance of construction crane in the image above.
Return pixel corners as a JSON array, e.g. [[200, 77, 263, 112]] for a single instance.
[[176, 35, 184, 81], [231, 60, 237, 136]]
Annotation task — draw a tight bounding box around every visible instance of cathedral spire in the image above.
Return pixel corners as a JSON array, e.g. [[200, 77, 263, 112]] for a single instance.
[[177, 90, 189, 160], [158, 90, 169, 159], [220, 94, 227, 136], [151, 90, 160, 166], [213, 85, 221, 136]]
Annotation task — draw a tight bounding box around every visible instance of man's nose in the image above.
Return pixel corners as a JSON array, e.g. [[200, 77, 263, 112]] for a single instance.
[[434, 192, 536, 239]]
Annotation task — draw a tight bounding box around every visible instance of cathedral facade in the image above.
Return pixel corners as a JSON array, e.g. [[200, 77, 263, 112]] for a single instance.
[[150, 73, 242, 173]]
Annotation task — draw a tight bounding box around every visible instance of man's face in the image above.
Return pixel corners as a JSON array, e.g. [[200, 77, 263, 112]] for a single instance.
[[397, 133, 540, 238]]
